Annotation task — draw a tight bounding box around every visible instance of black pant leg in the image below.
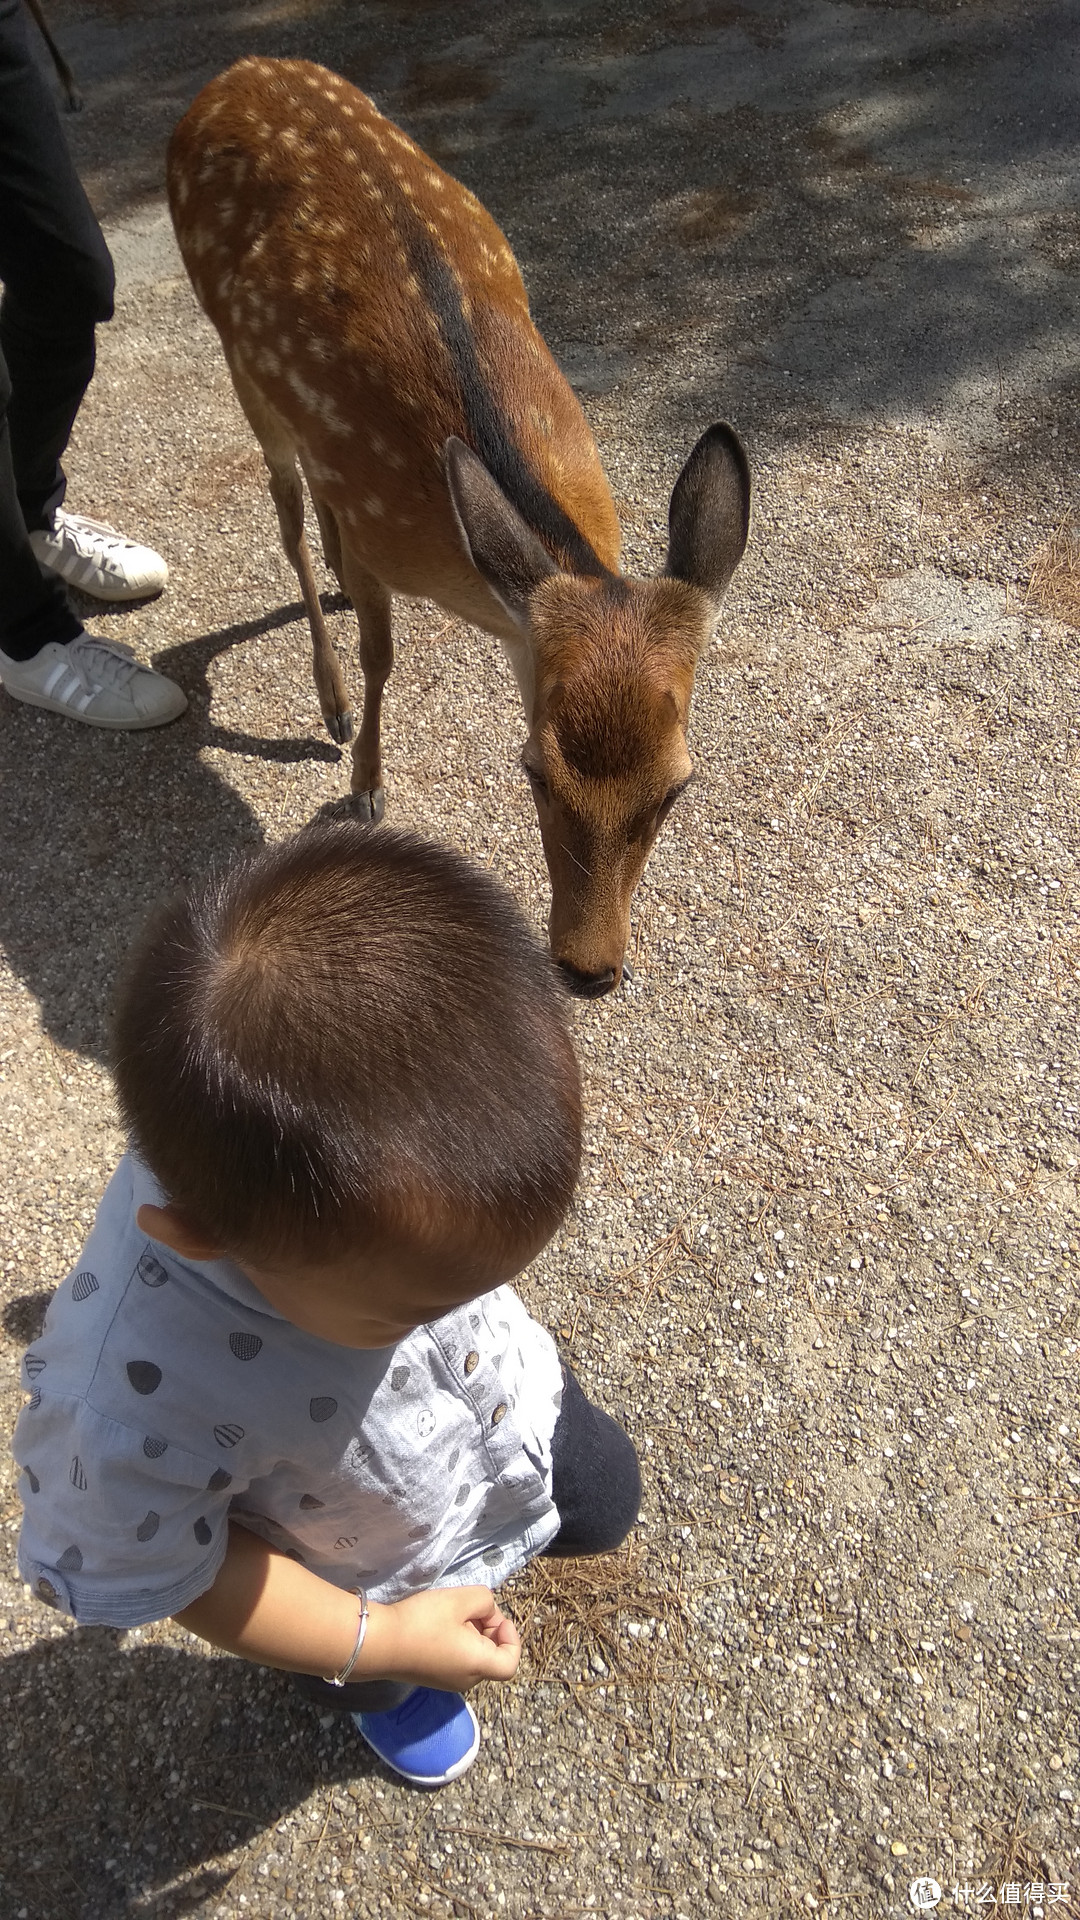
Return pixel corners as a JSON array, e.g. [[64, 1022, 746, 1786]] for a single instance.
[[0, 0, 115, 524], [545, 1362, 641, 1557], [0, 0, 113, 658], [0, 340, 79, 656]]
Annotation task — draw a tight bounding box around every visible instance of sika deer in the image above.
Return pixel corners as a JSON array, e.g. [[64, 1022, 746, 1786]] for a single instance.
[[167, 58, 750, 995]]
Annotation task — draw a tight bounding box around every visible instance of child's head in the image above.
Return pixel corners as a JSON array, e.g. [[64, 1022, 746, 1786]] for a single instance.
[[113, 824, 581, 1344]]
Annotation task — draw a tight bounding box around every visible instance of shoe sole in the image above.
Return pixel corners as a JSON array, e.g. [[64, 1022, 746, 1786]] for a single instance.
[[353, 1712, 481, 1788], [2, 681, 187, 730], [65, 579, 168, 605], [34, 556, 169, 604]]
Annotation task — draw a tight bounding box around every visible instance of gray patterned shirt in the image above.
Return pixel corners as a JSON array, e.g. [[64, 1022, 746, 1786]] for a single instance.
[[13, 1156, 564, 1627]]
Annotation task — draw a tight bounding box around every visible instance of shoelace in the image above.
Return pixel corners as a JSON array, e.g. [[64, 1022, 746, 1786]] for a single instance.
[[67, 635, 140, 690], [51, 512, 139, 561]]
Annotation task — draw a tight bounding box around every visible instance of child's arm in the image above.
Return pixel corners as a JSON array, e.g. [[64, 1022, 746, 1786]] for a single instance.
[[174, 1521, 520, 1690]]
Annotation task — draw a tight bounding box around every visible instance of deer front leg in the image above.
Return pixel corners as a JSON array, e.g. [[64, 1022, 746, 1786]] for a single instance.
[[311, 492, 346, 595], [266, 463, 354, 745], [340, 553, 393, 822]]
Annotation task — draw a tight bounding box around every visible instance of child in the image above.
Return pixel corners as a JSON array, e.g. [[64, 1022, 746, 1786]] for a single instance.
[[12, 824, 640, 1787]]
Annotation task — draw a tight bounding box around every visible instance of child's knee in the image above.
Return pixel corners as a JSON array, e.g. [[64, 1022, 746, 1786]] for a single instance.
[[547, 1368, 641, 1557]]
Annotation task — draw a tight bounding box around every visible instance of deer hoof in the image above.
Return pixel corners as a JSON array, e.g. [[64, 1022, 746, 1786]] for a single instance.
[[326, 708, 354, 745], [312, 788, 385, 828], [345, 786, 385, 824]]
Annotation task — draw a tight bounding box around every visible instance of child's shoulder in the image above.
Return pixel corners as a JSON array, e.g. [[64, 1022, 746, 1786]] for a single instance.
[[24, 1156, 241, 1402], [32, 1155, 143, 1362]]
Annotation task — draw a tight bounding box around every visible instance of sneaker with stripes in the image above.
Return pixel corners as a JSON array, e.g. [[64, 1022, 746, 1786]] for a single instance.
[[29, 509, 169, 602], [0, 633, 187, 729]]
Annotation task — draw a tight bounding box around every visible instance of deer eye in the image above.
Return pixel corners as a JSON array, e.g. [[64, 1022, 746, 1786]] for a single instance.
[[655, 775, 693, 825], [522, 761, 549, 800]]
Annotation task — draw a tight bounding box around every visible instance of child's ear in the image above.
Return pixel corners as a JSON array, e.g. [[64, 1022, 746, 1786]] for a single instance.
[[136, 1202, 223, 1262]]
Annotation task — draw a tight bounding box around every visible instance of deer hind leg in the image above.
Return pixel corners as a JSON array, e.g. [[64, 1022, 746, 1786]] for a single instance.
[[339, 547, 393, 823], [229, 366, 353, 744]]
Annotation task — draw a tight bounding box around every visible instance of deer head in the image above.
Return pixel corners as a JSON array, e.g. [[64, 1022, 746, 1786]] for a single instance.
[[446, 423, 751, 994]]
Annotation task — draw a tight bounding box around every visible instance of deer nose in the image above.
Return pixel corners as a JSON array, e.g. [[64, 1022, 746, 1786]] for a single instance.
[[558, 960, 620, 998]]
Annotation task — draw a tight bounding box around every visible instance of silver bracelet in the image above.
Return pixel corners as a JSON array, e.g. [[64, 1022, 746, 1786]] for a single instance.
[[325, 1589, 369, 1687]]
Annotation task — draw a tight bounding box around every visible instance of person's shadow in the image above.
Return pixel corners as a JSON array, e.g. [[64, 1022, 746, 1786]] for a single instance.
[[0, 599, 344, 1063], [0, 1626, 378, 1920], [0, 603, 379, 1917]]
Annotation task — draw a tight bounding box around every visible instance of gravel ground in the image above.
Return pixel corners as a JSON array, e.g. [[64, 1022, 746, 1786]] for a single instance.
[[2, 2, 1079, 1916]]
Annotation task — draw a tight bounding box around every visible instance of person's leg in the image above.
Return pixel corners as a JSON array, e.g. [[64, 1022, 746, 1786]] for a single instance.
[[0, 0, 168, 633], [545, 1362, 641, 1557], [0, 348, 186, 722], [0, 0, 114, 534], [0, 1, 181, 722], [0, 338, 81, 660]]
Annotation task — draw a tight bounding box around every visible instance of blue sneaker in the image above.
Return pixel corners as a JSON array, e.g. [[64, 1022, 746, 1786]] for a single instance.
[[353, 1687, 481, 1786]]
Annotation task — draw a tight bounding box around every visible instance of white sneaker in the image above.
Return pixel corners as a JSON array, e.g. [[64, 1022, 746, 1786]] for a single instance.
[[0, 633, 187, 729], [29, 509, 169, 602]]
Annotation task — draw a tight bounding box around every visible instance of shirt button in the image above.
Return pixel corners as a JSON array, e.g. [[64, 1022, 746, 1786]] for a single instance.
[[36, 1577, 58, 1606], [491, 1403, 507, 1425], [464, 1351, 479, 1375]]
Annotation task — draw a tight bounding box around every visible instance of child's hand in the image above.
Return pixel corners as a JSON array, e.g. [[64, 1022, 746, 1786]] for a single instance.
[[369, 1585, 521, 1691], [173, 1530, 519, 1693]]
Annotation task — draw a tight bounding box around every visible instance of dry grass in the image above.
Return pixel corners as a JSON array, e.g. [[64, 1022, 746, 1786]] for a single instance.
[[668, 0, 788, 48], [1034, 208, 1080, 273], [803, 125, 874, 171], [675, 186, 760, 248], [400, 59, 498, 111], [509, 1539, 695, 1698], [802, 127, 975, 203], [883, 173, 976, 204], [976, 1796, 1066, 1904], [184, 446, 265, 515], [1026, 515, 1080, 627], [669, 0, 758, 26]]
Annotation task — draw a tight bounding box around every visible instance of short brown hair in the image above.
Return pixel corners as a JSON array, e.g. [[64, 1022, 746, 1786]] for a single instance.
[[113, 825, 581, 1267]]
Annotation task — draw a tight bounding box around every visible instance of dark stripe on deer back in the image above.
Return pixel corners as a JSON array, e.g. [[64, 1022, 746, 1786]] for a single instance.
[[408, 229, 606, 580]]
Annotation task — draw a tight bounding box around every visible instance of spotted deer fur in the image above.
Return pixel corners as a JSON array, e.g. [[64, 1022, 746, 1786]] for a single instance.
[[167, 57, 750, 994]]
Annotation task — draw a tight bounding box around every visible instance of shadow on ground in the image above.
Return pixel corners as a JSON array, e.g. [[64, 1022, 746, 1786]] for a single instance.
[[151, 597, 348, 767], [0, 1629, 373, 1920], [2, 7, 1079, 1919], [0, 651, 256, 1064], [0, 590, 363, 1060], [7, 0, 1071, 1076], [45, 0, 1080, 457]]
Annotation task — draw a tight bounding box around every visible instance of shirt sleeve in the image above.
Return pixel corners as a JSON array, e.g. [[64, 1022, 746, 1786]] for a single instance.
[[13, 1388, 244, 1628]]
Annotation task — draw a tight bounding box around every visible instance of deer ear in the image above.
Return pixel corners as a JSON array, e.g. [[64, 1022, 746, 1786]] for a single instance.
[[444, 437, 557, 630], [665, 422, 751, 604]]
